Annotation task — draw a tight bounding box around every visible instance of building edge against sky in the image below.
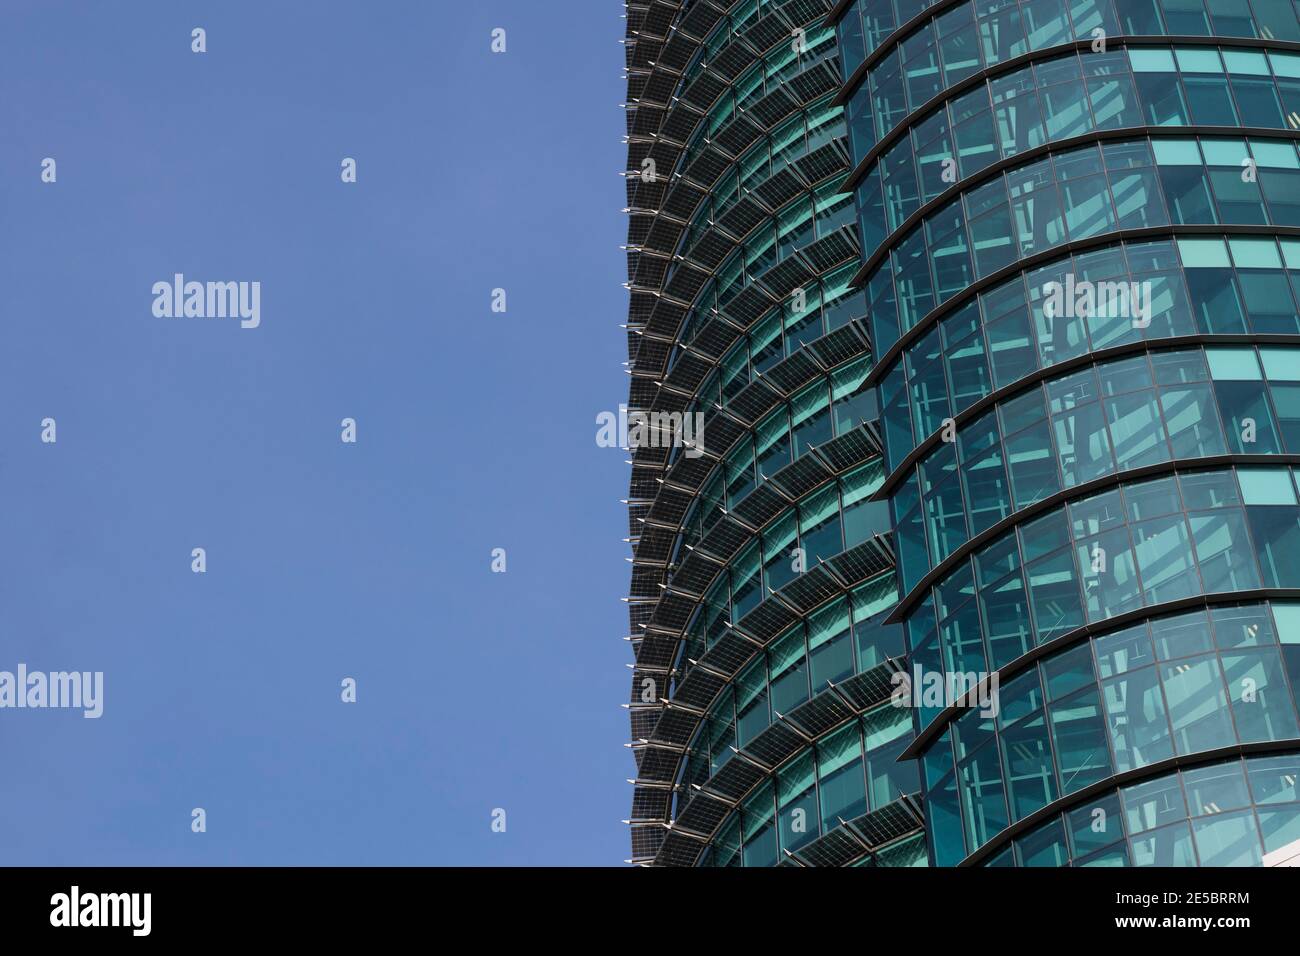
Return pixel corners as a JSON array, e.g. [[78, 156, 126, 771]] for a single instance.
[[622, 0, 1300, 867]]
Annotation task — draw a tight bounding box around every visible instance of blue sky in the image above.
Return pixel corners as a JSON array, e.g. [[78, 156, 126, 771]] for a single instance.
[[0, 1, 631, 865]]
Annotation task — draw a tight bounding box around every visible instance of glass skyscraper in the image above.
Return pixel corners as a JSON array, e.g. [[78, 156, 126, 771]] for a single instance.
[[624, 0, 1300, 868]]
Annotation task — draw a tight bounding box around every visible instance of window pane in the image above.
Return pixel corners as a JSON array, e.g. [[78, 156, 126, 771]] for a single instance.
[[1161, 655, 1236, 753]]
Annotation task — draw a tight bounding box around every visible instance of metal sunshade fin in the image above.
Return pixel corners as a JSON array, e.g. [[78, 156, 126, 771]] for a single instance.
[[768, 452, 833, 500], [734, 596, 799, 645], [755, 253, 815, 299], [760, 349, 823, 395], [743, 720, 806, 768], [817, 424, 880, 471], [708, 36, 761, 81], [700, 754, 767, 803], [791, 137, 851, 186], [713, 113, 766, 159], [785, 686, 857, 738], [847, 794, 926, 849], [778, 565, 843, 615], [672, 791, 734, 838], [730, 482, 792, 529], [806, 321, 870, 368], [793, 826, 867, 867], [700, 630, 762, 677], [745, 85, 801, 129], [725, 376, 783, 422], [836, 657, 907, 712], [670, 666, 728, 712]]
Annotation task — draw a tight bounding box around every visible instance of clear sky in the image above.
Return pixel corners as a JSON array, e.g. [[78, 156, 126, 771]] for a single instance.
[[0, 1, 632, 865]]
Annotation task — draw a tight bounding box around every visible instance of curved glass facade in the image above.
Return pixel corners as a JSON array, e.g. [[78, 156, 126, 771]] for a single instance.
[[923, 599, 1300, 863], [625, 0, 919, 867], [681, 460, 888, 644], [853, 46, 1300, 268], [680, 354, 873, 474], [703, 369, 872, 498], [671, 100, 848, 271], [981, 753, 1300, 866], [685, 268, 868, 410], [827, 0, 1300, 869], [689, 571, 902, 740], [699, 698, 922, 865], [904, 465, 1300, 697], [877, 234, 1300, 471], [664, 358, 880, 575], [863, 134, 1300, 356], [628, 0, 1300, 866], [682, 24, 839, 167], [892, 346, 1300, 590], [676, 174, 857, 321], [846, 30, 1300, 166], [836, 0, 1300, 88]]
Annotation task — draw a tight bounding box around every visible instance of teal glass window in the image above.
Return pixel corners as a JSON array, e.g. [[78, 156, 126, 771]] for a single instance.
[[1239, 468, 1297, 504], [924, 729, 967, 865], [1131, 821, 1197, 865], [1068, 792, 1125, 857], [1103, 664, 1175, 771], [809, 598, 855, 689], [817, 722, 866, 831], [1051, 684, 1112, 793], [735, 657, 773, 750], [865, 704, 918, 806], [768, 627, 810, 716], [1222, 647, 1300, 741], [1132, 514, 1198, 605], [1189, 510, 1262, 593], [1247, 752, 1300, 804], [777, 752, 820, 853], [1192, 810, 1263, 866], [1161, 654, 1236, 752], [741, 781, 778, 867], [1000, 710, 1058, 820]]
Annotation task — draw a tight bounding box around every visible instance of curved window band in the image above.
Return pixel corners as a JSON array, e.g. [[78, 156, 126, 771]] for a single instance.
[[695, 696, 923, 866], [890, 453, 1300, 629], [905, 588, 1300, 759], [857, 131, 1300, 364], [846, 39, 1300, 250], [969, 748, 1300, 866], [914, 598, 1300, 863], [843, 33, 1300, 174], [868, 223, 1300, 394], [875, 235, 1300, 479], [675, 285, 869, 439], [890, 344, 1300, 595], [853, 127, 1300, 330], [686, 592, 906, 787], [898, 465, 1300, 750], [849, 36, 1300, 181], [655, 351, 876, 576], [833, 0, 1300, 109], [674, 459, 889, 664]]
